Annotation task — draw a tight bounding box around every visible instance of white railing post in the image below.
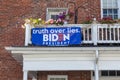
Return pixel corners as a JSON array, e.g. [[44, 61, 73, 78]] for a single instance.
[[92, 19, 98, 45], [25, 24, 31, 46]]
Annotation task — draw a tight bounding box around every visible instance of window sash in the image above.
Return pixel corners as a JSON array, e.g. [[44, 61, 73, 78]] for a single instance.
[[103, 9, 118, 19], [103, 0, 118, 8]]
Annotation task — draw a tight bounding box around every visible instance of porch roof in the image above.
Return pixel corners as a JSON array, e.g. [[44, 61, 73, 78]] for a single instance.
[[5, 46, 120, 66]]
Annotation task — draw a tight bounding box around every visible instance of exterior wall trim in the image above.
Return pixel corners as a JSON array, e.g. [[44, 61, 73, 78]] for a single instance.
[[5, 47, 120, 53]]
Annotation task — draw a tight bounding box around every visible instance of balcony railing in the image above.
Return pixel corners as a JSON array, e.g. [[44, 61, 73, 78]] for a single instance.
[[24, 24, 120, 46]]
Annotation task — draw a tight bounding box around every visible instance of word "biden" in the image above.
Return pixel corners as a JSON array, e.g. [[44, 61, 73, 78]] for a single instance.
[[43, 34, 70, 41]]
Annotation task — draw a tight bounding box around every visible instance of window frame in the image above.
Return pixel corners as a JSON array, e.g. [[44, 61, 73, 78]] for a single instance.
[[46, 8, 68, 20], [101, 0, 119, 19], [48, 75, 68, 80]]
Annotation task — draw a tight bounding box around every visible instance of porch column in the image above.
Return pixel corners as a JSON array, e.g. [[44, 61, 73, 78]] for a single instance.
[[23, 71, 28, 80], [95, 50, 99, 80]]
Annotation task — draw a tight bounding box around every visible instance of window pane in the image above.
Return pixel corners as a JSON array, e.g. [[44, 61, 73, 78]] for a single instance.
[[113, 0, 118, 8], [61, 78, 65, 80], [101, 71, 108, 76], [109, 71, 116, 76], [103, 9, 107, 14], [55, 78, 58, 80], [108, 15, 112, 18], [117, 71, 120, 76], [50, 78, 54, 80], [103, 0, 107, 8], [107, 0, 112, 8], [113, 9, 118, 14], [102, 0, 118, 9], [108, 9, 112, 14], [114, 15, 118, 19], [103, 15, 108, 18], [103, 4, 107, 8], [103, 0, 107, 4], [51, 15, 59, 20]]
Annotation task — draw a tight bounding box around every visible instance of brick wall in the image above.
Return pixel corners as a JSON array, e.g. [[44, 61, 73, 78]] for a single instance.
[[0, 0, 100, 80], [38, 71, 91, 80]]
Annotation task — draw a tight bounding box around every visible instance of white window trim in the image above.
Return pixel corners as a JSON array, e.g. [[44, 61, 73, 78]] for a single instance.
[[100, 0, 119, 19], [118, 0, 120, 18], [46, 8, 68, 20], [48, 75, 68, 80]]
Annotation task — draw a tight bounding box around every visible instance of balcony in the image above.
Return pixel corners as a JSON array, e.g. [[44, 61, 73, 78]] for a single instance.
[[24, 23, 120, 46]]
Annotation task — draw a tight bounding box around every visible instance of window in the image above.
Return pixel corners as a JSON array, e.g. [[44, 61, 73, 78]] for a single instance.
[[109, 71, 116, 76], [117, 71, 120, 76], [46, 8, 68, 20], [48, 75, 68, 80], [101, 0, 118, 19], [51, 15, 59, 20], [101, 71, 109, 76], [101, 70, 120, 76]]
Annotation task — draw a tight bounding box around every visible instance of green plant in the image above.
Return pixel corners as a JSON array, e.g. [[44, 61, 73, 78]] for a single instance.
[[99, 17, 117, 24]]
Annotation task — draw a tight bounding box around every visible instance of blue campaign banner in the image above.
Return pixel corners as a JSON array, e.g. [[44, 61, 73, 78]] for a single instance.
[[31, 27, 82, 46]]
